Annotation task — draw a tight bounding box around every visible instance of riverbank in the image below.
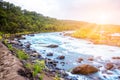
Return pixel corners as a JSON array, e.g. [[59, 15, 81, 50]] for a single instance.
[[0, 42, 31, 80], [0, 40, 57, 80]]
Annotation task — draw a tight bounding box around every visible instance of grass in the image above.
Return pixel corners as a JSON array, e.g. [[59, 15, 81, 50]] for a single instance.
[[15, 49, 29, 60], [25, 60, 45, 79], [32, 60, 45, 77], [54, 74, 61, 80]]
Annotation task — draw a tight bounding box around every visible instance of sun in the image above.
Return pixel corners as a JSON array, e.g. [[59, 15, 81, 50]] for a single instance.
[[97, 13, 108, 24]]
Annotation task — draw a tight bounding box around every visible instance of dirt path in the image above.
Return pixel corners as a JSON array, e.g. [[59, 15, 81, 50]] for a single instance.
[[0, 42, 29, 80]]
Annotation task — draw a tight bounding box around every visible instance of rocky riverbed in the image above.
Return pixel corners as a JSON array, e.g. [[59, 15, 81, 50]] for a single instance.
[[9, 31, 120, 80]]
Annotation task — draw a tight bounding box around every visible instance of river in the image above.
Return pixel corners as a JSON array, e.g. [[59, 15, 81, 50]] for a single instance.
[[20, 31, 120, 80]]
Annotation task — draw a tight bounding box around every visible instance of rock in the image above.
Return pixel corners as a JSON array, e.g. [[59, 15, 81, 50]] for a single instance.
[[112, 57, 120, 59], [57, 55, 65, 60], [20, 36, 26, 39], [105, 63, 114, 70], [77, 58, 83, 63], [30, 53, 41, 58], [71, 64, 99, 75], [46, 44, 58, 48], [9, 40, 19, 45], [88, 57, 94, 61], [46, 53, 53, 56], [45, 58, 57, 67], [29, 34, 34, 36], [60, 62, 65, 66], [25, 42, 31, 48]]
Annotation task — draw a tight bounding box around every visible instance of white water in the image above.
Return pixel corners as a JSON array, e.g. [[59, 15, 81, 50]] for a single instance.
[[20, 32, 120, 80]]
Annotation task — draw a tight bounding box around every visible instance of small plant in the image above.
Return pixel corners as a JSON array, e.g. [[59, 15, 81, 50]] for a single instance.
[[0, 35, 2, 40], [32, 60, 45, 77], [16, 49, 29, 60], [7, 44, 14, 51], [39, 74, 43, 80], [54, 74, 61, 80]]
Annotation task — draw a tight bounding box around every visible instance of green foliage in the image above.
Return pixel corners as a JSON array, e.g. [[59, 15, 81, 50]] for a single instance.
[[39, 75, 43, 80], [25, 60, 45, 78], [16, 49, 29, 60], [54, 75, 61, 80], [0, 36, 2, 40], [25, 63, 32, 70], [32, 60, 45, 77], [7, 44, 14, 51]]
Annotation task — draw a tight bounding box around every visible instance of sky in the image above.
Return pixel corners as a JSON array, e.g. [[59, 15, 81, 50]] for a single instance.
[[4, 0, 120, 25]]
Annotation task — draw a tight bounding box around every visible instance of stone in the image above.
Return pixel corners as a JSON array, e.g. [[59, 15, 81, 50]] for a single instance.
[[46, 53, 53, 56], [9, 40, 19, 45], [46, 44, 58, 48], [105, 63, 114, 70], [25, 42, 31, 48], [71, 64, 99, 75], [112, 57, 120, 59], [30, 52, 41, 58], [57, 56, 65, 60], [29, 34, 34, 36], [77, 58, 83, 63], [88, 57, 94, 61]]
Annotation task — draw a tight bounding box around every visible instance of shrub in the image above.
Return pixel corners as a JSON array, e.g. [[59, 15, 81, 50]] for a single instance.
[[32, 60, 45, 77], [16, 49, 29, 60]]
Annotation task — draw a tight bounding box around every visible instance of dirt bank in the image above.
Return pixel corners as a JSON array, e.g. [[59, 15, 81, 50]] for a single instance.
[[0, 42, 30, 80]]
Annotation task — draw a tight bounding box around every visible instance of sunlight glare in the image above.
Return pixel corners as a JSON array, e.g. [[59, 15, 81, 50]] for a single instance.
[[98, 13, 108, 24]]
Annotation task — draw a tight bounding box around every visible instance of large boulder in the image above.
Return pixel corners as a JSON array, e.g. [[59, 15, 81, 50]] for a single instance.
[[46, 44, 58, 48], [71, 64, 99, 75]]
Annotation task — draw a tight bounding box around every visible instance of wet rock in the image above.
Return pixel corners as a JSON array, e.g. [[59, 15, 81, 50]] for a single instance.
[[9, 40, 19, 45], [45, 58, 57, 67], [46, 44, 58, 48], [30, 52, 41, 58], [112, 57, 120, 59], [28, 34, 34, 36], [60, 62, 65, 66], [88, 57, 94, 61], [46, 53, 53, 56], [77, 58, 83, 63], [25, 42, 31, 48], [57, 55, 65, 60], [71, 64, 99, 75], [105, 63, 114, 70], [65, 76, 78, 80]]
